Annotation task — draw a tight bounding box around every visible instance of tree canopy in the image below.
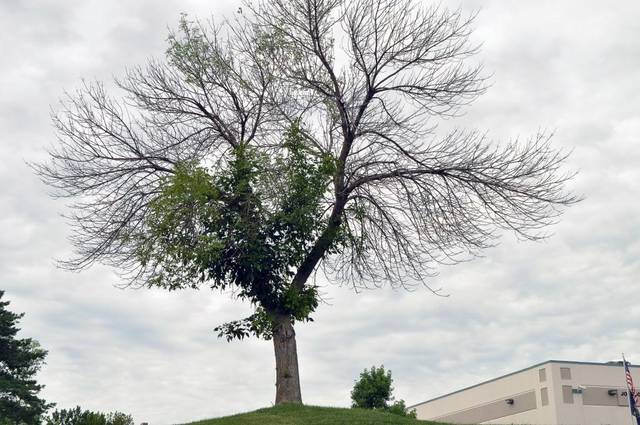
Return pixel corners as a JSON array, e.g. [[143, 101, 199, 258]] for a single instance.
[[35, 0, 578, 404]]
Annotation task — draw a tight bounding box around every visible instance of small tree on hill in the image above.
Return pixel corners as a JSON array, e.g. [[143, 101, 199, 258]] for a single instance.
[[35, 0, 578, 404], [351, 366, 393, 410], [351, 365, 414, 417], [0, 291, 53, 424]]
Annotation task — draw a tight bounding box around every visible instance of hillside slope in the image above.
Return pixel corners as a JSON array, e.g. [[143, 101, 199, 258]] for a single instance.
[[182, 404, 443, 425]]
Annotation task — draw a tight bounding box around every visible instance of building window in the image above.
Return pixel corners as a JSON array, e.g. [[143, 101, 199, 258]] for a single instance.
[[539, 368, 547, 382], [563, 385, 574, 404], [560, 367, 572, 380], [541, 387, 549, 406]]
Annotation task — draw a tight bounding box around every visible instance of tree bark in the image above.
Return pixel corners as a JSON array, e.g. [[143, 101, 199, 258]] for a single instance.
[[272, 314, 302, 404]]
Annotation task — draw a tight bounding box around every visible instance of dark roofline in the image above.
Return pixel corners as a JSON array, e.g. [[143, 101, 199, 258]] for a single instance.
[[408, 360, 638, 409]]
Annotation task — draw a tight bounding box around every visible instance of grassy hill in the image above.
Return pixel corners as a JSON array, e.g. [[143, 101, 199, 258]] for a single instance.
[[182, 404, 444, 425]]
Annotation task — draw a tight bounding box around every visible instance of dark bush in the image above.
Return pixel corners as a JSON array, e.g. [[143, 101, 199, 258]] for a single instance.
[[45, 407, 134, 425]]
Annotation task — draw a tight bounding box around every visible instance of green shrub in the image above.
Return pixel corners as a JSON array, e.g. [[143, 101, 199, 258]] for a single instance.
[[45, 407, 134, 425], [387, 399, 417, 419], [351, 365, 393, 410], [350, 365, 415, 417]]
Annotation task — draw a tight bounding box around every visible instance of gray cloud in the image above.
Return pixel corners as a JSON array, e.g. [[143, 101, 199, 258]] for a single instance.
[[1, 0, 639, 423]]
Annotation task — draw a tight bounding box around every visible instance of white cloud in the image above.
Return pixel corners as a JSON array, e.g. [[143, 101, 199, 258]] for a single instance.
[[1, 0, 639, 423]]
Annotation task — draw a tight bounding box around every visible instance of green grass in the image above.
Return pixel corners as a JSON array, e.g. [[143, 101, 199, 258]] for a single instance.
[[181, 404, 444, 425]]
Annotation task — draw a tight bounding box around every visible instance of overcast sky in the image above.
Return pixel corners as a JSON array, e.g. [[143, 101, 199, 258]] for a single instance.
[[1, 1, 639, 424]]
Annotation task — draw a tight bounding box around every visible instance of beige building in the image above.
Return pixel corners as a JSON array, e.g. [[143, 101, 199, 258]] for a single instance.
[[410, 360, 640, 425]]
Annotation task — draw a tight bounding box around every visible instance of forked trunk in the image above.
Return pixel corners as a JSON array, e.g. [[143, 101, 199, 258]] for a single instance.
[[272, 314, 302, 404]]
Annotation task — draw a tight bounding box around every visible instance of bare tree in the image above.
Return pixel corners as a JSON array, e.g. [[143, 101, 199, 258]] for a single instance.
[[35, 0, 578, 405]]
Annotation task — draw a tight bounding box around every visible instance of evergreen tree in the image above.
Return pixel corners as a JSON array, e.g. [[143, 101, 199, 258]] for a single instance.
[[0, 291, 52, 424]]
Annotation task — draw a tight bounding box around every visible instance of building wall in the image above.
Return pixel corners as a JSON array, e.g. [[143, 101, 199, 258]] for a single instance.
[[549, 362, 640, 425], [413, 362, 556, 424], [412, 361, 640, 425]]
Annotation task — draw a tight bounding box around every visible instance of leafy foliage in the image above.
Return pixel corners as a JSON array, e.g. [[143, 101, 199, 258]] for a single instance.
[[45, 406, 134, 425], [137, 123, 333, 339], [351, 365, 394, 409], [387, 400, 417, 419], [351, 365, 415, 418], [0, 291, 53, 424], [213, 307, 274, 341]]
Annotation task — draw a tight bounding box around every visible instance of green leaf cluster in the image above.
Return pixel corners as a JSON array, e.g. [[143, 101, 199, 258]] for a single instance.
[[136, 123, 334, 339], [166, 15, 226, 85], [45, 406, 134, 425]]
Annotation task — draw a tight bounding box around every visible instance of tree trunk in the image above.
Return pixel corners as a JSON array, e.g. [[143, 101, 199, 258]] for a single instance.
[[272, 314, 302, 404]]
